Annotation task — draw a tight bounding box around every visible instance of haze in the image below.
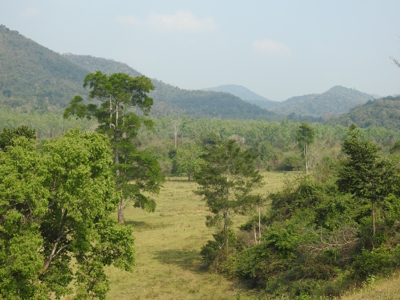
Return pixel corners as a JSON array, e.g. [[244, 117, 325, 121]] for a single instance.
[[1, 0, 399, 101]]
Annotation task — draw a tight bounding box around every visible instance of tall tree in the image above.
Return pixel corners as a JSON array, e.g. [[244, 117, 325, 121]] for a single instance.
[[64, 71, 163, 223], [337, 125, 396, 236], [295, 122, 315, 174], [195, 139, 262, 254], [0, 129, 134, 299]]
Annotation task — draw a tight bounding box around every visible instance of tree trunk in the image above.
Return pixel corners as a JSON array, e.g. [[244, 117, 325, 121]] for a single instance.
[[188, 173, 191, 181], [372, 201, 375, 236], [109, 95, 112, 129], [305, 143, 309, 174], [43, 209, 68, 273], [258, 206, 261, 243], [118, 198, 124, 224], [254, 224, 257, 244]]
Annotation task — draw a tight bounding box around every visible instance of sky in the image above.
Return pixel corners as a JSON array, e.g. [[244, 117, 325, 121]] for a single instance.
[[1, 0, 400, 101]]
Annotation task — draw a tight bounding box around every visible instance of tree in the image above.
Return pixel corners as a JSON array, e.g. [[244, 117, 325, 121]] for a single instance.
[[0, 125, 36, 150], [195, 139, 262, 254], [295, 122, 315, 174], [337, 125, 396, 236], [64, 71, 163, 223], [0, 129, 134, 299], [173, 142, 203, 181]]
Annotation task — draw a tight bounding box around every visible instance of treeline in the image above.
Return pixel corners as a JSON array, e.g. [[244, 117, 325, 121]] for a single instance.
[[135, 116, 400, 176], [0, 108, 96, 138]]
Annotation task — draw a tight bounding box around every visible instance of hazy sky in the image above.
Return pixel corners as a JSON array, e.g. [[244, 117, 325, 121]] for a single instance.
[[1, 0, 400, 101]]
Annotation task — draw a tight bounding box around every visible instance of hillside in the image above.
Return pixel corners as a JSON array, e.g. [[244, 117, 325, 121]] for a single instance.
[[63, 54, 279, 120], [0, 25, 87, 111], [330, 95, 400, 130], [271, 86, 374, 117], [203, 84, 280, 110]]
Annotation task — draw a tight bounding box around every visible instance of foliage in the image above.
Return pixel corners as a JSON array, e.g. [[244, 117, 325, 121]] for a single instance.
[[0, 125, 36, 150], [0, 128, 134, 299]]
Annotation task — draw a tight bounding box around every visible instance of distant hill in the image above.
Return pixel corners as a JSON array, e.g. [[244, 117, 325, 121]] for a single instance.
[[203, 84, 280, 110], [270, 86, 375, 117], [62, 54, 142, 78], [63, 54, 279, 120], [0, 25, 87, 111], [330, 95, 400, 131]]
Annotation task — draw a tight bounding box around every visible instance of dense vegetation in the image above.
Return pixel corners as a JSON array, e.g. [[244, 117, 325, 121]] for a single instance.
[[195, 126, 400, 299], [331, 95, 400, 131]]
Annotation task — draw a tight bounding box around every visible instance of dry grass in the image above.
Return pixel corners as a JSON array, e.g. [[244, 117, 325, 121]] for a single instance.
[[338, 273, 400, 300], [105, 172, 289, 300]]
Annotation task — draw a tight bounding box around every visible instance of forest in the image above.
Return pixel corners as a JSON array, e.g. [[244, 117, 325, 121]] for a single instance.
[[2, 66, 400, 299]]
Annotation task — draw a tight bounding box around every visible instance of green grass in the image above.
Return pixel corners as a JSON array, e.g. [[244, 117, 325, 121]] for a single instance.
[[105, 172, 289, 300]]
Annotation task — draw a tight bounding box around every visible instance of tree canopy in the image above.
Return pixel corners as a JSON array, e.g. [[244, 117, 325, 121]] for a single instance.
[[0, 128, 134, 299]]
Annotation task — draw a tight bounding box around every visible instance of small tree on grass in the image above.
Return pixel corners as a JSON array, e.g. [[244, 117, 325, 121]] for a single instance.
[[295, 122, 315, 174], [195, 139, 262, 257], [337, 125, 396, 236]]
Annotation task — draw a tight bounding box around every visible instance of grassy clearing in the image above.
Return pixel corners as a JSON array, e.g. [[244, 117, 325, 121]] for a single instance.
[[105, 172, 289, 300], [337, 273, 400, 300]]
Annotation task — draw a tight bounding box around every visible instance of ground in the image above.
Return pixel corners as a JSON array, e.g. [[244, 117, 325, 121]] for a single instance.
[[105, 172, 288, 300]]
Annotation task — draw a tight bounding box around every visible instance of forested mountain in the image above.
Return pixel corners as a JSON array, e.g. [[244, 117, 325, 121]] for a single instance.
[[62, 54, 142, 78], [0, 25, 87, 111], [330, 95, 400, 130], [63, 54, 279, 120], [203, 84, 280, 110], [0, 24, 279, 120], [270, 86, 375, 117]]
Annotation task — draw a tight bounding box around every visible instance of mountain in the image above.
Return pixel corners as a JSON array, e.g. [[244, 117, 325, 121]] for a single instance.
[[270, 86, 375, 117], [203, 84, 280, 110], [63, 54, 279, 120], [0, 24, 279, 120], [0, 25, 87, 111], [329, 95, 400, 131]]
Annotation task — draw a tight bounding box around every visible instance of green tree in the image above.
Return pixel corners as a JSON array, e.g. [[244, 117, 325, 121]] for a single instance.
[[195, 139, 262, 254], [337, 125, 396, 236], [295, 122, 315, 174], [64, 71, 163, 223], [0, 129, 134, 299], [0, 125, 36, 150], [173, 142, 203, 181]]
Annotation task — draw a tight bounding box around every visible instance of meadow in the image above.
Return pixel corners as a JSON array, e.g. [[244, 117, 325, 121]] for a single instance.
[[104, 172, 288, 300]]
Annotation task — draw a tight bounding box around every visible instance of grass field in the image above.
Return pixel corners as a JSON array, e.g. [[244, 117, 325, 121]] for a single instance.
[[104, 172, 289, 300]]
